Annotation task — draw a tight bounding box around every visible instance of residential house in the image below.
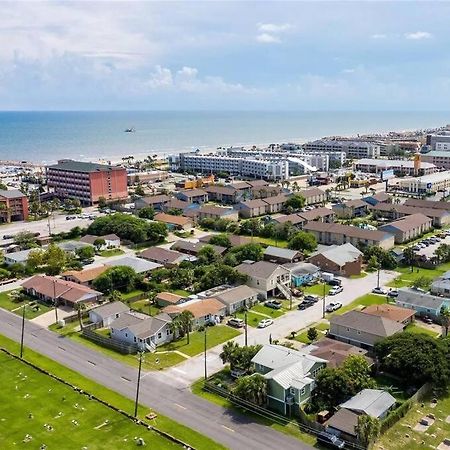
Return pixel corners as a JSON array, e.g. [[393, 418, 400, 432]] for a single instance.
[[176, 188, 208, 204], [196, 205, 239, 221], [134, 194, 171, 211], [110, 311, 173, 351], [390, 248, 404, 264], [105, 256, 163, 274], [251, 184, 282, 200], [61, 265, 108, 287], [170, 240, 227, 257], [162, 198, 190, 212], [163, 298, 226, 328], [204, 185, 242, 204], [238, 199, 267, 218], [332, 199, 369, 219], [236, 260, 291, 299], [362, 192, 392, 206], [57, 240, 93, 254], [199, 233, 252, 247], [325, 408, 360, 441], [89, 301, 130, 327], [363, 304, 415, 325], [252, 344, 327, 415], [340, 389, 396, 419], [329, 310, 404, 349], [299, 187, 327, 205], [138, 247, 188, 267], [263, 246, 303, 264], [379, 213, 433, 243], [22, 275, 102, 308], [215, 285, 259, 315], [303, 222, 395, 250], [155, 292, 186, 307], [396, 287, 450, 320], [297, 207, 336, 223], [431, 270, 450, 296], [154, 212, 193, 230], [307, 243, 363, 277], [263, 194, 289, 214], [80, 234, 121, 249], [283, 262, 320, 287], [4, 248, 35, 266], [272, 214, 306, 229]]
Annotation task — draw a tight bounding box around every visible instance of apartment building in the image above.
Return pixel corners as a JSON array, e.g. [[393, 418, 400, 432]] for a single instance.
[[379, 213, 433, 244], [354, 159, 436, 176], [46, 159, 128, 205], [0, 189, 29, 222], [304, 139, 380, 159], [421, 151, 450, 169], [426, 133, 450, 150]]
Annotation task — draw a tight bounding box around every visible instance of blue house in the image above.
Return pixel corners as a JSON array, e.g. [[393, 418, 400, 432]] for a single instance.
[[284, 262, 320, 287], [396, 287, 450, 320]]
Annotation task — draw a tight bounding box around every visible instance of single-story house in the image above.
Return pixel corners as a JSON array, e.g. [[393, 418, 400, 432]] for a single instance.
[[110, 311, 173, 351], [332, 199, 369, 219], [61, 265, 109, 286], [263, 246, 303, 264], [363, 304, 415, 325], [298, 207, 336, 223], [326, 408, 360, 441], [307, 243, 363, 277], [199, 233, 252, 247], [238, 199, 267, 218], [105, 256, 163, 274], [379, 213, 433, 244], [196, 205, 239, 221], [163, 297, 226, 329], [236, 260, 291, 300], [89, 301, 130, 327], [431, 270, 450, 296], [22, 275, 103, 308], [4, 248, 35, 266], [215, 285, 259, 315], [155, 292, 186, 307], [138, 246, 188, 267], [135, 194, 171, 211], [57, 240, 93, 254], [340, 389, 396, 419], [300, 187, 327, 205], [154, 212, 193, 230], [283, 262, 320, 287], [176, 188, 208, 204], [170, 240, 227, 257], [396, 287, 450, 320], [79, 234, 121, 249], [252, 344, 327, 415], [329, 310, 404, 349]]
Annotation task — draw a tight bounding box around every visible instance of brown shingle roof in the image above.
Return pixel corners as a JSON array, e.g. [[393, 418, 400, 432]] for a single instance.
[[263, 194, 288, 205], [163, 298, 225, 318], [62, 265, 108, 283], [300, 187, 325, 199], [154, 212, 192, 226], [139, 247, 186, 264], [303, 221, 391, 241], [156, 292, 185, 304], [240, 199, 267, 208], [236, 260, 287, 278], [178, 188, 207, 197], [405, 198, 450, 211], [363, 304, 416, 323], [380, 213, 432, 233], [298, 207, 335, 221], [140, 194, 171, 205], [371, 202, 449, 219]]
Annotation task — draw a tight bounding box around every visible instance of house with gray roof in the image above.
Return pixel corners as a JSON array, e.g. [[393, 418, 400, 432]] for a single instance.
[[4, 248, 35, 266], [88, 301, 130, 327], [396, 287, 450, 320], [263, 246, 303, 264], [284, 262, 320, 287], [379, 213, 433, 244], [138, 246, 188, 267], [215, 285, 259, 314], [57, 240, 92, 254], [252, 344, 327, 415], [329, 310, 405, 349], [430, 270, 450, 297], [307, 243, 363, 277], [332, 199, 369, 219], [340, 389, 396, 419], [105, 256, 163, 274]]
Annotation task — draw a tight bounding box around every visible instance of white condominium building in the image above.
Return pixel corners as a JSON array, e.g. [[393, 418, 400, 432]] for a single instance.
[[304, 139, 380, 159]]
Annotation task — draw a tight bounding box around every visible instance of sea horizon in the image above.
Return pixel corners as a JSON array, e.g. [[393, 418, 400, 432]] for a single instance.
[[0, 110, 449, 165]]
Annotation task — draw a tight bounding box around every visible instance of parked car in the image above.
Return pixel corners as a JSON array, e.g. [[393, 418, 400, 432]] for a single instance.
[[2, 234, 14, 240], [303, 295, 319, 303], [387, 289, 399, 298], [317, 431, 345, 449], [298, 302, 312, 310], [372, 287, 387, 295], [329, 286, 343, 295], [264, 300, 282, 310], [326, 302, 342, 312], [227, 318, 245, 328], [328, 278, 342, 287], [421, 316, 433, 324], [258, 318, 274, 328]]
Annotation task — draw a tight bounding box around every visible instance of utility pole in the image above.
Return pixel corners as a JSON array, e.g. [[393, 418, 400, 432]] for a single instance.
[[377, 266, 381, 289], [203, 326, 207, 381], [244, 310, 248, 347], [53, 279, 59, 324], [20, 304, 26, 359], [134, 352, 143, 417], [322, 279, 326, 319]]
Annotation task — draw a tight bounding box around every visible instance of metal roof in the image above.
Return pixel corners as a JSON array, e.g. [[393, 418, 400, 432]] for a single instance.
[[340, 389, 396, 418]]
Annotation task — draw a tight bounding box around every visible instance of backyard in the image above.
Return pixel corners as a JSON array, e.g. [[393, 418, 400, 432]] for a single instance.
[[388, 262, 450, 289], [291, 322, 330, 344], [99, 248, 125, 257], [0, 290, 52, 320]]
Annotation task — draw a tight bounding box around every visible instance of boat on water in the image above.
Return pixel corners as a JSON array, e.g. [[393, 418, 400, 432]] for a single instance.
[[124, 127, 136, 133]]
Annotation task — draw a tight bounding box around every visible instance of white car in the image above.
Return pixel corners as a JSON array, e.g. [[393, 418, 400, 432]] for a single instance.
[[326, 302, 342, 313], [329, 286, 343, 295], [372, 287, 387, 295], [258, 318, 274, 328]]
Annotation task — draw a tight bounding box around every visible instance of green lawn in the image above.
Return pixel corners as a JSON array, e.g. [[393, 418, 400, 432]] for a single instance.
[[327, 293, 387, 317], [234, 310, 266, 327], [303, 284, 331, 296], [0, 351, 179, 450], [252, 303, 286, 318], [99, 248, 125, 257], [292, 322, 329, 344], [129, 298, 161, 316], [350, 272, 368, 279], [0, 333, 223, 450], [121, 289, 145, 301], [388, 263, 450, 288], [0, 290, 52, 320], [49, 322, 186, 371], [254, 236, 288, 248], [171, 289, 191, 297], [405, 323, 440, 338], [158, 325, 240, 356]]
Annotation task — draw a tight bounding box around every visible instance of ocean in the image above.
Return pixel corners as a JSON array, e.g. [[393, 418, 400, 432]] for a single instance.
[[0, 111, 449, 164]]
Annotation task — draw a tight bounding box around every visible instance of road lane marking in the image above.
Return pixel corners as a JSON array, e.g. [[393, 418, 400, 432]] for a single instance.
[[58, 346, 66, 351], [87, 360, 96, 366], [221, 425, 235, 432], [121, 376, 132, 382], [171, 368, 187, 374], [174, 403, 187, 410]]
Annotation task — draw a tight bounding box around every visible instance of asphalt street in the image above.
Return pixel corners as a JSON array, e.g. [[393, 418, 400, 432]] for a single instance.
[[0, 308, 312, 450]]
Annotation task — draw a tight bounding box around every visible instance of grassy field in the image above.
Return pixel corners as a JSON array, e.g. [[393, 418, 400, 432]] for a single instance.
[[158, 325, 240, 356], [252, 303, 286, 318], [388, 263, 450, 288], [293, 322, 330, 344], [0, 290, 52, 320], [375, 392, 450, 450], [254, 236, 288, 248], [327, 293, 388, 317], [99, 248, 125, 257], [129, 298, 161, 316], [0, 333, 223, 450], [121, 289, 145, 301], [303, 284, 331, 296], [234, 310, 266, 327], [405, 323, 440, 338], [0, 351, 179, 449]]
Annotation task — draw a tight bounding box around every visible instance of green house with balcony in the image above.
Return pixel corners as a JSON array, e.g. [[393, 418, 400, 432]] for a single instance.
[[251, 344, 327, 416]]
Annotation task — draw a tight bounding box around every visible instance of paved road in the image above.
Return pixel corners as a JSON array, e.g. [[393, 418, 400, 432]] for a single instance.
[[0, 308, 312, 450], [159, 270, 398, 388]]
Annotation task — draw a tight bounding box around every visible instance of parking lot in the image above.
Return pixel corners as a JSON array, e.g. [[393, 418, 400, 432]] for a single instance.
[[411, 230, 450, 259]]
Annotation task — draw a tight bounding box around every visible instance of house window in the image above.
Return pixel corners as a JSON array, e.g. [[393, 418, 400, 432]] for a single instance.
[[357, 330, 361, 335], [346, 328, 350, 332], [290, 387, 295, 395], [125, 333, 128, 337], [158, 332, 162, 339], [134, 337, 136, 342], [300, 388, 306, 395]]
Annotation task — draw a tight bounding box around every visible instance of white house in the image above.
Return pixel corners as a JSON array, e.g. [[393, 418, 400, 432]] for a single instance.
[[88, 301, 130, 327], [80, 234, 121, 250]]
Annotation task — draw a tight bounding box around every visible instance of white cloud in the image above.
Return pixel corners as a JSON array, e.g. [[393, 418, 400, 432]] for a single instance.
[[256, 33, 281, 44], [371, 33, 387, 39], [257, 23, 291, 33], [146, 65, 173, 89], [404, 31, 432, 40], [341, 68, 356, 74]]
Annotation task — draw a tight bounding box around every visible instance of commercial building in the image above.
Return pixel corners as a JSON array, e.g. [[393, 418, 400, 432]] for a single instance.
[[0, 189, 29, 222], [426, 133, 450, 150], [46, 159, 128, 205], [421, 151, 450, 169], [397, 171, 450, 195], [304, 139, 380, 159], [354, 158, 436, 176]]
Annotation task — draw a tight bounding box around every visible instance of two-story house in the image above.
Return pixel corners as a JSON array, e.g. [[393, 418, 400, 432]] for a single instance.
[[252, 345, 327, 416]]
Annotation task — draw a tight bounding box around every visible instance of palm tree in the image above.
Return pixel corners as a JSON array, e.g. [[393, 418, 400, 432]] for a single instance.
[[108, 290, 122, 303], [220, 341, 239, 367], [232, 373, 267, 406], [170, 310, 195, 344], [441, 306, 450, 337], [76, 303, 86, 330]]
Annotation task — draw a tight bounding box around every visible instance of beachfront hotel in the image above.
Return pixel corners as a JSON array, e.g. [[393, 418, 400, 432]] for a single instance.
[[46, 159, 128, 205]]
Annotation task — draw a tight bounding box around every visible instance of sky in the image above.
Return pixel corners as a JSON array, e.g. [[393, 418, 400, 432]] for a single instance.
[[1, 1, 450, 111]]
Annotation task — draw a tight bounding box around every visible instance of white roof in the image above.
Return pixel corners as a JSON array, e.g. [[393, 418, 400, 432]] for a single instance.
[[320, 243, 363, 267], [106, 256, 162, 273], [340, 389, 396, 418], [356, 158, 435, 169]]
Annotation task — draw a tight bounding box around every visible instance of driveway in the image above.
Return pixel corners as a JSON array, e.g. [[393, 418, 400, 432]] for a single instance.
[[31, 305, 75, 327], [159, 269, 398, 389]]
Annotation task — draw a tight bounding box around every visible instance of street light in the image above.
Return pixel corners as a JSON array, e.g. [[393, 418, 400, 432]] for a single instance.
[[322, 278, 326, 319], [134, 351, 144, 417]]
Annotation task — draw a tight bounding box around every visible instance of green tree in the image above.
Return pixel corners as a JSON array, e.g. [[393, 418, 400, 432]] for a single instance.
[[226, 243, 264, 265], [26, 248, 45, 270], [441, 306, 450, 337], [362, 245, 397, 270], [307, 327, 318, 342], [76, 246, 95, 260], [232, 374, 267, 406], [93, 238, 106, 252], [412, 275, 432, 290], [170, 268, 194, 290], [134, 184, 145, 196], [172, 310, 195, 344], [14, 231, 38, 250], [368, 255, 380, 270], [356, 415, 380, 447], [76, 303, 87, 330], [209, 234, 231, 248], [44, 244, 68, 275], [93, 266, 138, 293], [138, 206, 155, 220], [108, 290, 122, 303], [283, 194, 306, 211], [220, 343, 262, 372], [0, 268, 10, 281], [288, 231, 317, 252], [98, 196, 107, 208], [197, 245, 221, 265]]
